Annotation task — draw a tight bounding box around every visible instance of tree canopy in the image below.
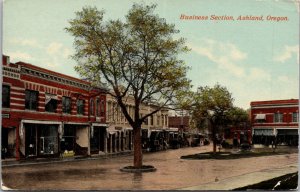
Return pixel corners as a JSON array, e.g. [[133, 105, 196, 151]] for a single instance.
[[66, 3, 191, 167]]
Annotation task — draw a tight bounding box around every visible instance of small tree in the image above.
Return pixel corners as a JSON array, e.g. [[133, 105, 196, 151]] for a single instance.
[[66, 4, 191, 168], [192, 84, 233, 153], [224, 107, 250, 145]]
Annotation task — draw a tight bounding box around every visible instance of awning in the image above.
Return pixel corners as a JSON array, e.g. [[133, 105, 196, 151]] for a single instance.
[[277, 129, 298, 136], [255, 114, 266, 120], [108, 130, 118, 135], [45, 94, 58, 104], [253, 129, 274, 136]]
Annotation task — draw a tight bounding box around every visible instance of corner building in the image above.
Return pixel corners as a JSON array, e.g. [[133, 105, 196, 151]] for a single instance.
[[251, 99, 299, 146], [2, 55, 107, 160]]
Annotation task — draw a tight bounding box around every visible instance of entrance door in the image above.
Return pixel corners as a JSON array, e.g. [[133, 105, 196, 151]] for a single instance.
[[90, 127, 100, 153], [25, 125, 37, 157], [99, 128, 106, 152], [2, 128, 8, 159], [62, 125, 76, 152]]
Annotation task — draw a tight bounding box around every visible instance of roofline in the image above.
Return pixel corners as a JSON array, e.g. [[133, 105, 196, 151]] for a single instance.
[[17, 61, 89, 85], [250, 99, 299, 106]]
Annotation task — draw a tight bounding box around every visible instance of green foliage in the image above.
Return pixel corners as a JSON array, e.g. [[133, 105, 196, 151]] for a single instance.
[[66, 3, 191, 127], [225, 106, 249, 126], [192, 84, 234, 128]]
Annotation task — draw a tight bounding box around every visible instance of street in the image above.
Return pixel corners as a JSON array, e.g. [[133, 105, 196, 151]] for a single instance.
[[1, 145, 298, 190]]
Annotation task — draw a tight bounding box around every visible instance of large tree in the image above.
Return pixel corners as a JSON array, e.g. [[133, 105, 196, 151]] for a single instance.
[[192, 84, 233, 153], [66, 4, 191, 168]]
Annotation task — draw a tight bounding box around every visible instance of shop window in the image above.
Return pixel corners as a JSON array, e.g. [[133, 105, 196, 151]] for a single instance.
[[274, 112, 283, 123], [39, 125, 58, 155], [62, 96, 71, 114], [45, 94, 58, 113], [25, 90, 38, 110], [292, 112, 298, 122], [77, 99, 85, 115], [90, 99, 94, 116], [2, 85, 10, 108]]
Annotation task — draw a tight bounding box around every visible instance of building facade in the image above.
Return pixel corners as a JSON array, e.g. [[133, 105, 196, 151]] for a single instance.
[[2, 55, 107, 160], [168, 116, 190, 132], [250, 99, 299, 146], [105, 94, 169, 153], [2, 55, 171, 160]]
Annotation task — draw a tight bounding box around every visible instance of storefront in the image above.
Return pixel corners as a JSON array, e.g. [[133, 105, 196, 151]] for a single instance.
[[276, 128, 298, 146], [252, 128, 298, 146], [252, 128, 275, 146], [90, 123, 107, 154], [62, 123, 89, 156], [20, 121, 61, 158]]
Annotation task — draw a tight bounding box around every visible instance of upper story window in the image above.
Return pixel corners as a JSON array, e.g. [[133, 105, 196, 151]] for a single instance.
[[77, 99, 85, 115], [96, 98, 100, 116], [45, 93, 58, 113], [62, 96, 71, 114], [100, 99, 105, 113], [2, 85, 10, 108], [150, 115, 154, 125], [274, 112, 283, 123], [292, 112, 298, 122], [255, 114, 266, 123], [25, 90, 38, 110], [90, 99, 94, 116]]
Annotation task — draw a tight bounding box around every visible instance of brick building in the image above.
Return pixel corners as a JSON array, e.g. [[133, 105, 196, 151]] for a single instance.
[[2, 55, 107, 160], [250, 99, 299, 146], [1, 55, 171, 160], [168, 116, 190, 132]]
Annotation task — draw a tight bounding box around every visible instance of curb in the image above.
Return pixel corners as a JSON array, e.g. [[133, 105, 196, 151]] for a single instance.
[[2, 151, 133, 167]]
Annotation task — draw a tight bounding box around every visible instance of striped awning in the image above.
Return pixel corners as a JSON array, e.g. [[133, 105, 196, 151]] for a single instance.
[[255, 114, 266, 120], [253, 129, 274, 136], [45, 94, 58, 104]]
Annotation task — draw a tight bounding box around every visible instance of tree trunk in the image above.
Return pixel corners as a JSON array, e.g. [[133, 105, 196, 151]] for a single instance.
[[213, 140, 217, 153], [133, 125, 143, 168], [211, 119, 217, 154]]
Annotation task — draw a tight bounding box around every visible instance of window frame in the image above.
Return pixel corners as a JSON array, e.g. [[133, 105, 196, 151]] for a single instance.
[[292, 112, 298, 122], [274, 112, 283, 123], [90, 98, 94, 116], [77, 99, 85, 115], [2, 85, 10, 108], [25, 90, 38, 110], [62, 96, 71, 114]]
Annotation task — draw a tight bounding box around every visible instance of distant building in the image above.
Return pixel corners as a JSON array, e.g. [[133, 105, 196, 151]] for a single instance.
[[250, 99, 298, 146], [168, 116, 190, 132], [104, 94, 169, 152]]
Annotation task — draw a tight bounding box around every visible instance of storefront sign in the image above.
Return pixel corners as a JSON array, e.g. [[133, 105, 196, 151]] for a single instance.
[[2, 114, 10, 118]]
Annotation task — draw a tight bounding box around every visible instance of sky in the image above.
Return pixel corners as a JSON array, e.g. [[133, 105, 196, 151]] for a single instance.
[[3, 0, 299, 109]]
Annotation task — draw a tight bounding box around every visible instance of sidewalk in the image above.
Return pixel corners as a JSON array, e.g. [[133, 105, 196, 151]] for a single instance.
[[1, 151, 133, 167], [178, 163, 298, 190]]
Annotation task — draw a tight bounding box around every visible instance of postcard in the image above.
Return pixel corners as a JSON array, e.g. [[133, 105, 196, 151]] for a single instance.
[[1, 0, 299, 190]]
